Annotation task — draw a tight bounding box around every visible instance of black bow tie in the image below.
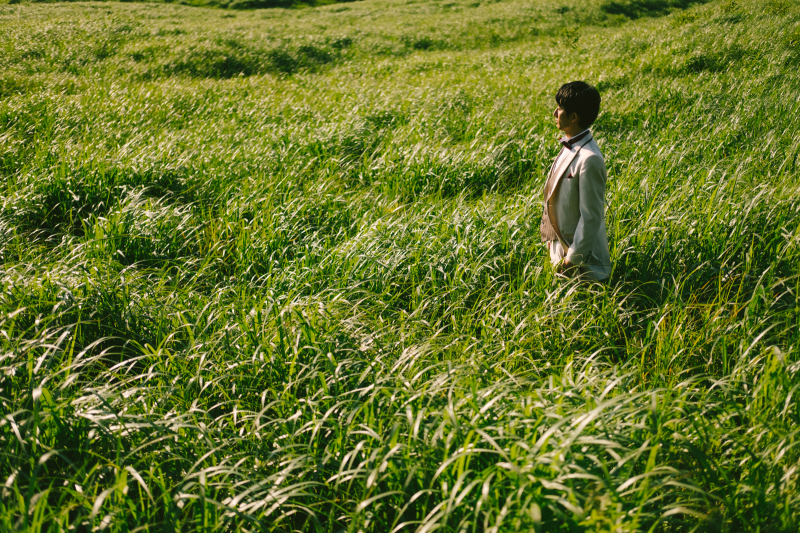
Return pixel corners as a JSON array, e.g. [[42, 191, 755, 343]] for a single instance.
[[560, 130, 590, 149]]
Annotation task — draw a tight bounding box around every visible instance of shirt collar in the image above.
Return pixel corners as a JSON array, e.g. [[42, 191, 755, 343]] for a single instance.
[[560, 129, 591, 149]]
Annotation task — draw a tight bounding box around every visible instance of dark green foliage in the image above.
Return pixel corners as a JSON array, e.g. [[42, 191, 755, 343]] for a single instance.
[[22, 0, 357, 10], [403, 35, 443, 50], [228, 0, 296, 8], [684, 45, 752, 73], [148, 40, 344, 78], [601, 0, 707, 19]]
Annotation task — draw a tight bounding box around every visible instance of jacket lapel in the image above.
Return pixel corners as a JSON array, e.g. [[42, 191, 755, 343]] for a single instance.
[[545, 150, 560, 182], [546, 133, 593, 200]]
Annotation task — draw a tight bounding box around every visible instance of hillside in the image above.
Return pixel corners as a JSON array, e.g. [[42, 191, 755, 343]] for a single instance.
[[1, 0, 800, 531]]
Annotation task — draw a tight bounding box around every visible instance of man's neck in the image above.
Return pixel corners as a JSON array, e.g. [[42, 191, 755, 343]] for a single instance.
[[564, 128, 589, 140]]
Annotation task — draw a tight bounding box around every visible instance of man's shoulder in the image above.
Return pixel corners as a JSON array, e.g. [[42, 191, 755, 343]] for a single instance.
[[582, 137, 605, 161], [579, 139, 607, 175]]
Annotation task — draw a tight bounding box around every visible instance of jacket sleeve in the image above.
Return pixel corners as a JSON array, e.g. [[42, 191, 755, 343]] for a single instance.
[[565, 153, 607, 266]]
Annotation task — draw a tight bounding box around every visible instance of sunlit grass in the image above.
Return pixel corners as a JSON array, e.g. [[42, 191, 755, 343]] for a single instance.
[[1, 0, 799, 531]]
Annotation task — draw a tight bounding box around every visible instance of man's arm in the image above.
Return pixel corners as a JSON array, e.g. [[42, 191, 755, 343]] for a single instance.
[[564, 154, 607, 267]]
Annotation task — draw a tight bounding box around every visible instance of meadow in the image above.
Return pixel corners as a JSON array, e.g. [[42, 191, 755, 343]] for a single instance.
[[1, 0, 800, 531]]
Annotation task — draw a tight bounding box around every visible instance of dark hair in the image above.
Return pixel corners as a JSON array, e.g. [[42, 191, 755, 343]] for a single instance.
[[555, 81, 601, 129]]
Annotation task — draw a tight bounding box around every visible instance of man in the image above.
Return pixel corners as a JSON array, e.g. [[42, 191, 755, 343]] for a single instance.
[[540, 81, 611, 282]]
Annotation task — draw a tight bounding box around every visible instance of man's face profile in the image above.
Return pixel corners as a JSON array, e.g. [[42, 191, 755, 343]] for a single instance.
[[553, 105, 581, 136]]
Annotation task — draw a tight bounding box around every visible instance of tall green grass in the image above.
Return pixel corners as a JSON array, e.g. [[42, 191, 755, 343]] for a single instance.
[[1, 0, 800, 531]]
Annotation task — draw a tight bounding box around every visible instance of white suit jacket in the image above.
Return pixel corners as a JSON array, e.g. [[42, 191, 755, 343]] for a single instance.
[[544, 131, 611, 281]]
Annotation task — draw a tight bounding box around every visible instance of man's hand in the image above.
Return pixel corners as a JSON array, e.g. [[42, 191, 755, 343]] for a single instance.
[[556, 258, 577, 277]]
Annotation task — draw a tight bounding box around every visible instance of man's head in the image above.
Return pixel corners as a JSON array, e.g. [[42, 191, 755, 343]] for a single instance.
[[553, 81, 601, 136]]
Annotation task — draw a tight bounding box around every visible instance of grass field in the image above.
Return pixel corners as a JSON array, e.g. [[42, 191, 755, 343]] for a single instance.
[[2, 0, 800, 531]]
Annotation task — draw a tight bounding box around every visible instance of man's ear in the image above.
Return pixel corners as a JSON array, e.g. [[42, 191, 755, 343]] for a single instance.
[[570, 112, 580, 126]]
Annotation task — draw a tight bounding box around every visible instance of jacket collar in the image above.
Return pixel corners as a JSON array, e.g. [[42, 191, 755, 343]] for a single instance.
[[546, 131, 594, 200]]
